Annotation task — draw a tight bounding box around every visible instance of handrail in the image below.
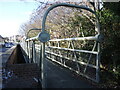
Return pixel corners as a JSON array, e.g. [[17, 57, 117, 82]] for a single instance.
[[26, 36, 38, 41], [41, 3, 100, 34], [49, 36, 98, 41], [26, 28, 41, 41]]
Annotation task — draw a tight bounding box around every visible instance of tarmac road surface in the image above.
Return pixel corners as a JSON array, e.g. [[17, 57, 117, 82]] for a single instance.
[[45, 59, 95, 88]]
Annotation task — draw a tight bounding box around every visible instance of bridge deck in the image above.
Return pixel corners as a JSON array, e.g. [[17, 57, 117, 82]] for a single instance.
[[45, 59, 95, 88]]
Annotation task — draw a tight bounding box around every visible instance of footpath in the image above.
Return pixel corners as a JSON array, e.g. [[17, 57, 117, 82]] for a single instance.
[[0, 46, 15, 89], [45, 59, 95, 88]]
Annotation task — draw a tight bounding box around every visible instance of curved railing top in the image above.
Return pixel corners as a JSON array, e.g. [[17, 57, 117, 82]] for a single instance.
[[26, 28, 41, 39], [41, 3, 100, 34], [25, 28, 41, 41]]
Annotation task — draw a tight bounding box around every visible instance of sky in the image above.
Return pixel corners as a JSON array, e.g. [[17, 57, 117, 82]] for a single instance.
[[0, 0, 40, 37], [0, 0, 115, 37]]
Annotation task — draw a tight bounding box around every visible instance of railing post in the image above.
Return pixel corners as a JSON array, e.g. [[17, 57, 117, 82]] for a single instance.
[[41, 43, 46, 88], [26, 41, 29, 61], [32, 40, 36, 63], [96, 42, 100, 83], [28, 41, 31, 63]]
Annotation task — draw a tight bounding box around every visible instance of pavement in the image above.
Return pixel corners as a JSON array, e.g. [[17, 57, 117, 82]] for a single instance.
[[0, 46, 16, 89], [45, 59, 95, 88], [0, 47, 9, 56]]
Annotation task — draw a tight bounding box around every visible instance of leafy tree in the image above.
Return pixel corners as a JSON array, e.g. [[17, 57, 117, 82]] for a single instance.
[[98, 3, 120, 73], [103, 2, 120, 16]]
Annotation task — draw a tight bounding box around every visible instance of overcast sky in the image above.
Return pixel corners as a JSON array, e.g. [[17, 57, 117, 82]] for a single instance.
[[0, 0, 40, 37]]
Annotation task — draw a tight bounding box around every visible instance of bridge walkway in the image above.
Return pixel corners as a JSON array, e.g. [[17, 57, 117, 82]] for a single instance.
[[45, 59, 95, 88]]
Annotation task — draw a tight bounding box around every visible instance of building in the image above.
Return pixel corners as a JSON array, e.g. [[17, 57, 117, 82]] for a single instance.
[[0, 35, 5, 46], [9, 35, 24, 43]]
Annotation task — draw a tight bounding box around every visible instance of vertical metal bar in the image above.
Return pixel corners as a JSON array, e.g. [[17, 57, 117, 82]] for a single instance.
[[39, 44, 42, 68], [58, 41, 60, 47], [96, 42, 100, 83], [58, 50, 62, 63], [39, 44, 42, 88], [66, 41, 71, 59], [41, 42, 46, 88], [26, 41, 29, 62], [31, 41, 33, 63], [57, 41, 62, 63], [68, 41, 71, 48], [28, 41, 31, 63], [48, 41, 50, 46], [71, 41, 80, 73], [84, 41, 97, 73], [32, 41, 36, 63]]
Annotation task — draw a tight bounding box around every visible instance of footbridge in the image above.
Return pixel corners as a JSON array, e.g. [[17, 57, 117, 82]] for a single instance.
[[2, 3, 103, 88]]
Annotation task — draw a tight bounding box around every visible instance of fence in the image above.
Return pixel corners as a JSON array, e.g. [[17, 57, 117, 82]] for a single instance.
[[45, 36, 100, 82]]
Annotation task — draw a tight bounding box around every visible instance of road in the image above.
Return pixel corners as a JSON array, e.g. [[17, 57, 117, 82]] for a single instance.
[[0, 47, 9, 55], [0, 47, 9, 89], [0, 47, 10, 89]]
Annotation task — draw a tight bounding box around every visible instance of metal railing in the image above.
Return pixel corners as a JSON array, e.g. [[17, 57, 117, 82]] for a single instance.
[[46, 37, 100, 82], [21, 3, 102, 88]]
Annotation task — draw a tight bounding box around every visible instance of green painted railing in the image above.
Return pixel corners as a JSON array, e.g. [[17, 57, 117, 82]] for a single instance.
[[21, 3, 102, 88]]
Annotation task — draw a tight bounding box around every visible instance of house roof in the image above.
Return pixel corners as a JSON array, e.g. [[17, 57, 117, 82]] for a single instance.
[[0, 35, 3, 39]]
